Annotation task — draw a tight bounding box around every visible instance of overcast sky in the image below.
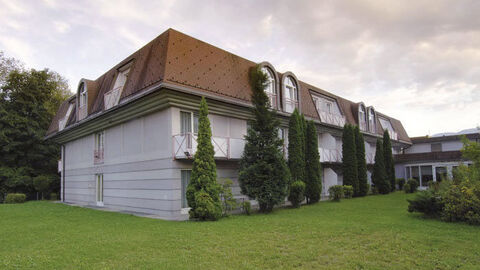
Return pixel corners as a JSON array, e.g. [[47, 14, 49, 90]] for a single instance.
[[0, 0, 479, 136]]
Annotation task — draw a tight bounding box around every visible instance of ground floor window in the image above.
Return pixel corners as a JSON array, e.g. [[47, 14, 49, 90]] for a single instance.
[[420, 166, 432, 187], [181, 170, 191, 208], [435, 167, 447, 182], [96, 174, 104, 206]]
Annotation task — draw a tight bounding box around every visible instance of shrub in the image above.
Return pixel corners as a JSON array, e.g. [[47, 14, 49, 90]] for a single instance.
[[288, 181, 306, 208], [442, 180, 480, 225], [219, 179, 237, 216], [5, 193, 26, 204], [242, 201, 251, 215], [404, 179, 419, 193], [192, 190, 222, 221], [33, 175, 54, 199], [50, 193, 58, 201], [396, 178, 405, 190], [328, 185, 344, 202], [407, 190, 444, 216], [343, 185, 354, 198], [342, 124, 358, 196]]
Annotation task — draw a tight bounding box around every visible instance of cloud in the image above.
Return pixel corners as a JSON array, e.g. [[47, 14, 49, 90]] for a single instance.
[[0, 0, 478, 136]]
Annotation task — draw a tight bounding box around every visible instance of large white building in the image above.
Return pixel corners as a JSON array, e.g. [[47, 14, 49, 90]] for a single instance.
[[46, 29, 411, 220]]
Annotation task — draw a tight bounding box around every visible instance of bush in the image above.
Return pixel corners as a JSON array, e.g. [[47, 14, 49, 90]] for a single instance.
[[288, 181, 306, 208], [442, 180, 480, 225], [404, 179, 418, 193], [242, 201, 251, 215], [219, 179, 237, 216], [5, 193, 26, 204], [50, 193, 58, 201], [33, 175, 54, 199], [328, 185, 344, 202], [396, 178, 405, 190], [191, 190, 222, 221], [407, 190, 444, 216], [343, 185, 354, 198]]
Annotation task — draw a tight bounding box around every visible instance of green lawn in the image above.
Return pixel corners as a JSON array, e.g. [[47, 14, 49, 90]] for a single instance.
[[1, 192, 479, 269]]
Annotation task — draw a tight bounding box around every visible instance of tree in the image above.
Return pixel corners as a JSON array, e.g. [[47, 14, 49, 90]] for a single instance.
[[288, 109, 305, 183], [372, 139, 390, 194], [342, 124, 358, 195], [354, 126, 368, 196], [0, 51, 23, 87], [0, 68, 70, 198], [383, 130, 396, 192], [33, 175, 54, 200], [305, 120, 322, 203], [239, 66, 290, 213], [186, 97, 222, 220]]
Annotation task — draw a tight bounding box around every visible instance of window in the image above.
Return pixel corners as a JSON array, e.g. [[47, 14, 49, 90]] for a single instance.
[[96, 174, 104, 206], [312, 95, 345, 127], [278, 127, 288, 155], [181, 170, 191, 208], [431, 143, 442, 152], [421, 166, 433, 187], [435, 167, 447, 182], [180, 111, 199, 149], [105, 66, 130, 110], [94, 131, 104, 164], [283, 76, 298, 113], [261, 67, 276, 108], [79, 84, 87, 107], [59, 103, 74, 131], [368, 107, 375, 133], [358, 105, 367, 131]]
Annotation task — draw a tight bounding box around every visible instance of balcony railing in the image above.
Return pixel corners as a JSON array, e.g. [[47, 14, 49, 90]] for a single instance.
[[94, 149, 104, 164], [319, 148, 342, 163], [388, 130, 398, 141], [266, 93, 277, 109], [284, 98, 298, 113], [173, 133, 245, 160], [359, 120, 367, 132], [366, 152, 375, 164], [104, 86, 122, 110], [318, 110, 346, 127], [58, 117, 67, 131]]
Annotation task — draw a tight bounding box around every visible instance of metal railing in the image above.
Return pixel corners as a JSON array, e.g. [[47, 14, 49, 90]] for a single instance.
[[318, 110, 346, 127], [104, 86, 122, 110], [94, 149, 104, 164], [359, 120, 367, 131], [388, 130, 398, 141], [366, 152, 375, 164], [319, 148, 342, 163], [266, 93, 277, 109], [173, 133, 245, 160]]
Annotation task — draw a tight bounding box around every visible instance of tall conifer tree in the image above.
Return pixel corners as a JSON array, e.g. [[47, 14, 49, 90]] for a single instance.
[[354, 126, 368, 196], [288, 109, 305, 183], [383, 130, 396, 191], [186, 97, 222, 220], [238, 66, 289, 213], [342, 124, 358, 194], [372, 139, 390, 194], [305, 120, 322, 203]]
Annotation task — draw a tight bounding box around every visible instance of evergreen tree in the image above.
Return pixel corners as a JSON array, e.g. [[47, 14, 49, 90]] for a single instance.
[[238, 66, 290, 213], [186, 97, 222, 220], [342, 124, 358, 195], [354, 126, 368, 196], [288, 109, 305, 183], [372, 139, 390, 194], [305, 120, 322, 203], [383, 130, 396, 192]]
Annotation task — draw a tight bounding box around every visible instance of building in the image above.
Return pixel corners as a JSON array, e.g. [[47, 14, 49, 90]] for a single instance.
[[394, 128, 479, 188], [46, 28, 411, 220]]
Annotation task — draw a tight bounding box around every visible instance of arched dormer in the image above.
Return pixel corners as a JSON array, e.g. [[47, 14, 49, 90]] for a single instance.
[[358, 102, 367, 131], [281, 72, 300, 113], [367, 106, 376, 133], [77, 79, 88, 121], [259, 62, 280, 109]]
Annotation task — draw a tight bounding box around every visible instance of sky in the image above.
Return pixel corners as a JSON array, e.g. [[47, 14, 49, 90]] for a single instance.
[[0, 0, 479, 137]]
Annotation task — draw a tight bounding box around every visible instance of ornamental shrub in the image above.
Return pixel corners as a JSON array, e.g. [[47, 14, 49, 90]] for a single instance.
[[193, 190, 222, 221], [242, 201, 251, 215], [372, 139, 390, 194], [33, 175, 54, 200], [49, 193, 58, 200], [442, 180, 480, 225], [219, 178, 237, 217], [404, 178, 419, 193], [328, 185, 344, 202], [304, 120, 322, 204], [5, 193, 26, 204], [383, 130, 396, 192], [342, 124, 358, 195], [396, 178, 406, 190], [288, 109, 306, 183], [343, 185, 354, 198], [354, 126, 368, 196], [407, 190, 444, 216], [288, 181, 306, 208]]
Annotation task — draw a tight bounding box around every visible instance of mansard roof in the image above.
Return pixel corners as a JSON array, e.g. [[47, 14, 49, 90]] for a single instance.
[[47, 28, 410, 143]]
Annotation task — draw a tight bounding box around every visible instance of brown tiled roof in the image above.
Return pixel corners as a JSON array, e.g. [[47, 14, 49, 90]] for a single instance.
[[47, 28, 411, 143]]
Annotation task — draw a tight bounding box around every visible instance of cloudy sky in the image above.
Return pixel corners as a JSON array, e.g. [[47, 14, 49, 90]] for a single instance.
[[1, 0, 479, 136]]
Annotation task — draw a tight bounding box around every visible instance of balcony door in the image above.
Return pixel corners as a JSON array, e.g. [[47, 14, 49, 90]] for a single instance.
[[96, 174, 104, 207], [180, 111, 199, 149]]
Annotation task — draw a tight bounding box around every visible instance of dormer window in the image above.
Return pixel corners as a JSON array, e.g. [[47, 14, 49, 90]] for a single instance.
[[261, 67, 277, 108], [79, 84, 86, 108], [359, 105, 367, 131], [367, 107, 376, 133], [283, 76, 298, 113], [312, 94, 345, 127], [379, 116, 398, 140], [77, 81, 88, 121], [58, 102, 74, 131], [105, 64, 131, 110]]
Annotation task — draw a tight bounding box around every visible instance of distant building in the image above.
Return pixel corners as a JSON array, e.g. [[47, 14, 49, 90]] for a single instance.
[[394, 129, 479, 188]]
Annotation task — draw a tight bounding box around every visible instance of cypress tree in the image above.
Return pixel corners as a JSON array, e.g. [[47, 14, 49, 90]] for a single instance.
[[305, 120, 322, 203], [288, 109, 305, 183], [354, 126, 368, 196], [186, 97, 222, 220], [372, 139, 390, 194], [238, 66, 290, 213], [383, 130, 396, 192], [342, 124, 358, 195]]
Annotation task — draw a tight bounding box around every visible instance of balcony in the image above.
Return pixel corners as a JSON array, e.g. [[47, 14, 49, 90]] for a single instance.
[[94, 149, 104, 164], [267, 93, 277, 109], [359, 120, 367, 132], [104, 86, 122, 110], [318, 110, 346, 127], [319, 148, 342, 163], [388, 130, 398, 141], [366, 152, 375, 164], [173, 133, 245, 160], [284, 98, 298, 113]]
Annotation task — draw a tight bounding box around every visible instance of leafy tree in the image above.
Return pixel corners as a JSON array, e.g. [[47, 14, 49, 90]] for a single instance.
[[354, 126, 368, 196], [288, 109, 305, 183], [0, 68, 70, 199], [383, 130, 396, 192], [239, 66, 290, 213], [305, 120, 322, 203], [372, 139, 390, 194], [186, 97, 222, 220], [0, 51, 23, 87], [342, 124, 358, 195], [33, 175, 54, 200]]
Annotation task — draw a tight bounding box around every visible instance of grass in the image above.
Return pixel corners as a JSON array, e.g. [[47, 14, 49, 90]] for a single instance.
[[1, 192, 479, 269]]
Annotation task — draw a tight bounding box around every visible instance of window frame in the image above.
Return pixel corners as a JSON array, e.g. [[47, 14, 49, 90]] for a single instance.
[[181, 170, 192, 209], [95, 174, 104, 206]]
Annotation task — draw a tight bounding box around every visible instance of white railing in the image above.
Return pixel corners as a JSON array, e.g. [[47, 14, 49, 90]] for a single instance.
[[359, 120, 367, 131], [284, 98, 298, 113], [319, 148, 342, 163], [173, 133, 245, 160], [389, 130, 398, 141], [78, 105, 87, 120], [266, 93, 277, 109], [58, 117, 67, 131], [366, 152, 375, 164], [318, 110, 346, 127], [104, 86, 122, 110]]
